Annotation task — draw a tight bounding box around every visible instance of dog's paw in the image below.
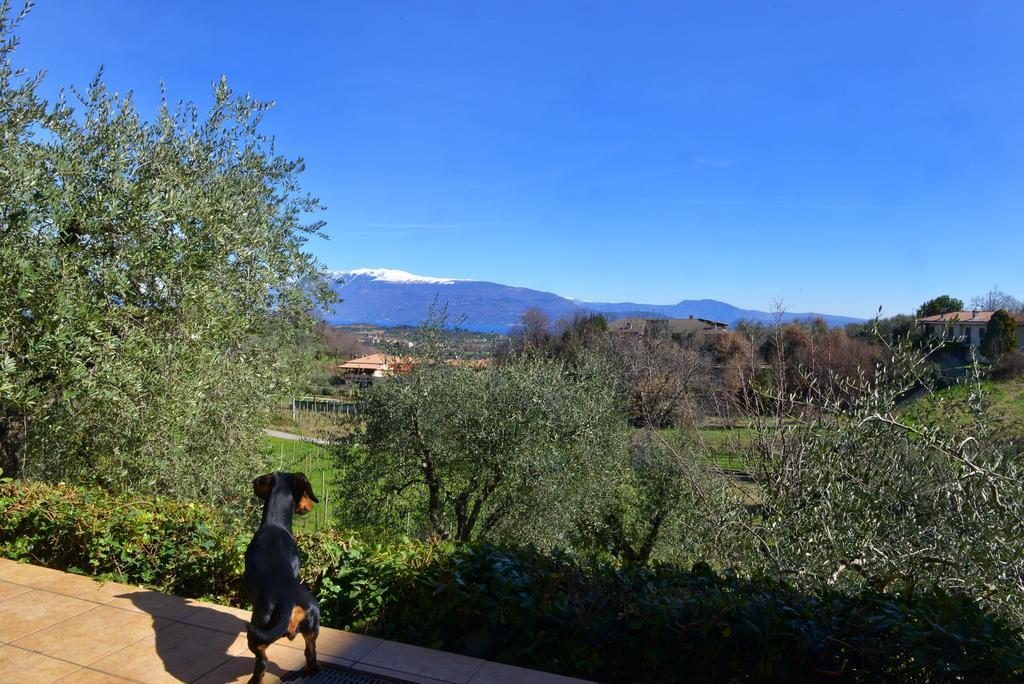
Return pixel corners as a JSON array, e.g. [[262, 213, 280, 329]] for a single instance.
[[305, 661, 321, 675]]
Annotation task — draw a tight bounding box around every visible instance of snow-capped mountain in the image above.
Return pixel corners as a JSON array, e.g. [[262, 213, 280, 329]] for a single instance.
[[327, 268, 466, 285], [323, 268, 865, 331]]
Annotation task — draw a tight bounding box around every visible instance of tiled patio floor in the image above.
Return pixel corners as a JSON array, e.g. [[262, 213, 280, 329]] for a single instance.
[[0, 559, 590, 684]]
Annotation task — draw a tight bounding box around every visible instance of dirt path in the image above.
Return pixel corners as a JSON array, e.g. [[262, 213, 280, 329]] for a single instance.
[[264, 428, 330, 445]]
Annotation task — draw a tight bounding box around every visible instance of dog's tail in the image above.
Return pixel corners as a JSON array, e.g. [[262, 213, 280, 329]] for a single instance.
[[246, 600, 294, 645]]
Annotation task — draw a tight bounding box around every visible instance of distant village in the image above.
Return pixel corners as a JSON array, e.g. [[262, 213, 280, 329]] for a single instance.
[[329, 309, 1023, 391]]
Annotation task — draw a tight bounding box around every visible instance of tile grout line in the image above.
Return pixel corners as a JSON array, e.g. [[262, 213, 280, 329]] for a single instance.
[[58, 664, 146, 684], [464, 658, 488, 684], [184, 633, 244, 684], [5, 578, 120, 608], [6, 597, 176, 673], [1, 642, 90, 674], [351, 636, 385, 664], [77, 620, 191, 677], [3, 599, 102, 648]]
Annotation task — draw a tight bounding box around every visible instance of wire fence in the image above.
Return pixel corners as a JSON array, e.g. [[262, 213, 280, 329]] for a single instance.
[[271, 435, 336, 531], [292, 396, 359, 416]]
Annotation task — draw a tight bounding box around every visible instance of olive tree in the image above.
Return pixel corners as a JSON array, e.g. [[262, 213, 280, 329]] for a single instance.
[[335, 321, 628, 546], [581, 428, 754, 566], [750, 336, 1024, 627], [0, 5, 335, 506]]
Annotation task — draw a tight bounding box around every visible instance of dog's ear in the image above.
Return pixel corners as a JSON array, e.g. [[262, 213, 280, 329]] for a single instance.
[[291, 472, 319, 515], [253, 473, 275, 500]]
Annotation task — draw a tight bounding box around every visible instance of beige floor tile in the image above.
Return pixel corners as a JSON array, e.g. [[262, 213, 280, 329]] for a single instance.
[[38, 574, 142, 605], [0, 579, 33, 601], [57, 669, 135, 683], [0, 590, 96, 643], [0, 644, 82, 683], [468, 661, 593, 684], [103, 590, 201, 622], [0, 562, 71, 588], [276, 626, 383, 663], [12, 605, 169, 666], [358, 640, 485, 683], [179, 601, 250, 635], [193, 642, 311, 684], [89, 621, 246, 684]]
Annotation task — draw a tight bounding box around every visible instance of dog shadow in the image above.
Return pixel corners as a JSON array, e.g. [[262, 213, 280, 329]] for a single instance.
[[119, 590, 303, 682]]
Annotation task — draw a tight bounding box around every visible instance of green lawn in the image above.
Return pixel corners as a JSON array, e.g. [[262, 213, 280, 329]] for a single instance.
[[659, 425, 755, 470], [900, 376, 1024, 429], [695, 426, 755, 470]]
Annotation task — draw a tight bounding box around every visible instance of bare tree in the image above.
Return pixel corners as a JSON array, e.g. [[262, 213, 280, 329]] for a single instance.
[[971, 288, 1023, 314], [514, 307, 553, 351], [314, 321, 374, 359], [612, 329, 712, 428]]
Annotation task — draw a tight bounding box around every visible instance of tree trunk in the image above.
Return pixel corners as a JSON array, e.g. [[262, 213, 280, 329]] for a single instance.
[[0, 412, 28, 478]]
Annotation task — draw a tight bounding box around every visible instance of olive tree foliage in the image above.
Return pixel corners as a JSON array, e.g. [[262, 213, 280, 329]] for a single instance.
[[334, 317, 628, 546], [0, 4, 335, 506], [579, 428, 754, 567], [748, 330, 1024, 626]]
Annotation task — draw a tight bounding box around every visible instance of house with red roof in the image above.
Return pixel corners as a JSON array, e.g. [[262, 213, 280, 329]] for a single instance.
[[917, 310, 1024, 352]]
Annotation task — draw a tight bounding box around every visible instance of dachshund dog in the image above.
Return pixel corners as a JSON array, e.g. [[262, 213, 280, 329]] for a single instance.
[[244, 471, 321, 684]]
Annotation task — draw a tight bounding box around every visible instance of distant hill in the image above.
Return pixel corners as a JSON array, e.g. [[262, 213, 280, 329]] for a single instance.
[[322, 268, 865, 332]]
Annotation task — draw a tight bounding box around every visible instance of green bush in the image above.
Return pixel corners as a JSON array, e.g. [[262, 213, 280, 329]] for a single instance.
[[0, 480, 247, 600], [319, 544, 1024, 682], [1, 481, 1021, 682]]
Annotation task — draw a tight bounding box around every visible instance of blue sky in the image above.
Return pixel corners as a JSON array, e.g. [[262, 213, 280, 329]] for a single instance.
[[16, 1, 1023, 317]]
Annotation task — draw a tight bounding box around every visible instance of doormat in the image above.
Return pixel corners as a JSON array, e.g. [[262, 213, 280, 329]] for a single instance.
[[283, 665, 409, 683]]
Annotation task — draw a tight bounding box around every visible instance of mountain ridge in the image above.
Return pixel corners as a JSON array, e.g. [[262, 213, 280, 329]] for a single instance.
[[322, 268, 866, 331]]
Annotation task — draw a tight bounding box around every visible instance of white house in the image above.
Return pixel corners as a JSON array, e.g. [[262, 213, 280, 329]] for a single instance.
[[917, 310, 1024, 351]]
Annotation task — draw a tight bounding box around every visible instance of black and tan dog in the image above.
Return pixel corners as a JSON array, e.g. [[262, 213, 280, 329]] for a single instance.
[[244, 471, 321, 684]]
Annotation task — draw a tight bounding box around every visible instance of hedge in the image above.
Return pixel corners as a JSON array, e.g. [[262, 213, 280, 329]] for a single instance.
[[1, 480, 1021, 682]]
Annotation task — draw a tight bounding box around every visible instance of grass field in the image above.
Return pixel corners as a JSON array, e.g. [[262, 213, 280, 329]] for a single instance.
[[658, 425, 754, 470], [900, 376, 1024, 429], [694, 426, 755, 470], [266, 435, 339, 530]]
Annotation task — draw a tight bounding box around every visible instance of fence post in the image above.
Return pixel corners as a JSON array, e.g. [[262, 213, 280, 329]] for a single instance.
[[292, 396, 297, 422]]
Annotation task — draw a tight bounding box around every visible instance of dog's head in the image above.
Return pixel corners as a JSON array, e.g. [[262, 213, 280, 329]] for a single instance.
[[252, 471, 320, 515]]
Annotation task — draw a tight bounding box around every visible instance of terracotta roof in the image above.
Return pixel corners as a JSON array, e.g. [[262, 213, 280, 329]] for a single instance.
[[917, 311, 1024, 324], [338, 353, 392, 370], [338, 355, 487, 373]]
